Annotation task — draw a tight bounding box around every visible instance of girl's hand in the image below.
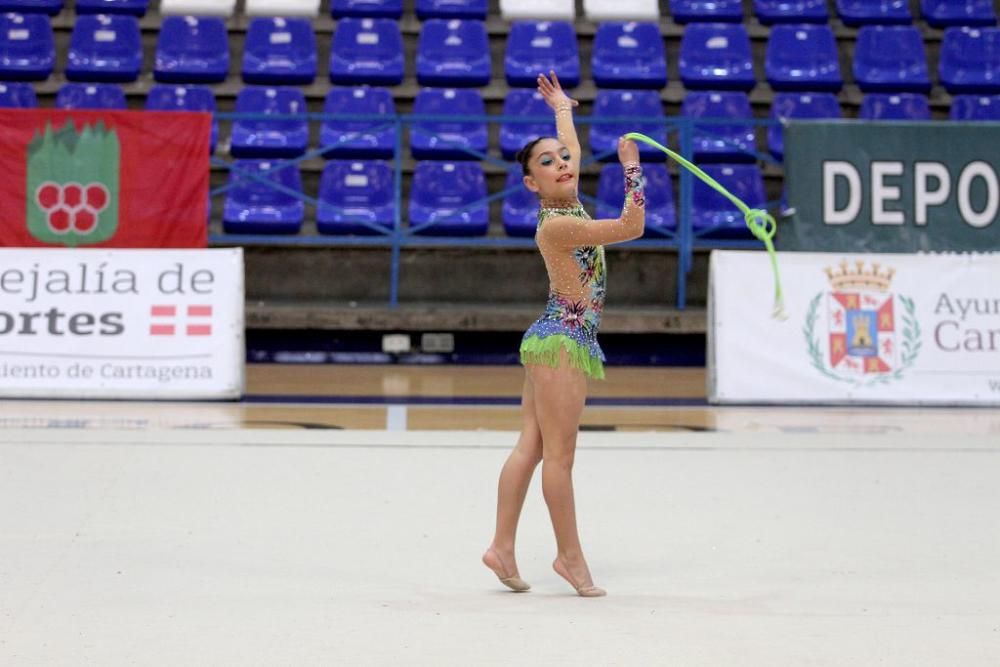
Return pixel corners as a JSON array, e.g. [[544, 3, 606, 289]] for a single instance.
[[536, 70, 579, 111], [617, 136, 640, 165]]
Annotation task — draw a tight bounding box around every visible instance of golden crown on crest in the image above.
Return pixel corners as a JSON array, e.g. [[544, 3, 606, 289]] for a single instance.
[[824, 260, 895, 291]]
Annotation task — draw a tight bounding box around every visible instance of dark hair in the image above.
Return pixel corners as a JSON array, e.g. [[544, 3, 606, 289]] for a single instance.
[[515, 136, 552, 176]]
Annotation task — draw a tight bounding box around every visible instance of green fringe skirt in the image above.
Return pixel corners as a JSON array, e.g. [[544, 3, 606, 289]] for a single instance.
[[519, 334, 606, 380]]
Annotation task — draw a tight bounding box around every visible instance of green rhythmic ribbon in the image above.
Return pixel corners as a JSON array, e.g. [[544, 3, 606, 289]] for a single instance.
[[623, 132, 786, 320]]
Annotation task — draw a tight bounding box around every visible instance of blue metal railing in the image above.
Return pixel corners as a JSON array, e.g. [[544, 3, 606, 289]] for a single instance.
[[210, 112, 784, 309]]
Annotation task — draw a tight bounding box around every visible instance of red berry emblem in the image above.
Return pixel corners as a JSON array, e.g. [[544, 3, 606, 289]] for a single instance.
[[49, 207, 71, 232], [63, 183, 83, 210], [36, 182, 61, 210], [85, 184, 108, 211]]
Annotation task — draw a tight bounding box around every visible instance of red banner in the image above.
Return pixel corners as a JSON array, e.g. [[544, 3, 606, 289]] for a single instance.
[[0, 109, 209, 248]]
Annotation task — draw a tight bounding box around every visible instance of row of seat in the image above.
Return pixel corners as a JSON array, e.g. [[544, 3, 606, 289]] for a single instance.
[[0, 1, 489, 19], [6, 81, 997, 164], [4, 14, 1000, 94], [222, 158, 762, 240], [0, 0, 994, 27], [4, 80, 998, 163]]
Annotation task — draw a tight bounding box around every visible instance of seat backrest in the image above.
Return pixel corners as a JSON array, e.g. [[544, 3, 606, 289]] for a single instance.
[[682, 90, 752, 119], [859, 93, 931, 120], [75, 0, 149, 15], [229, 160, 302, 205], [770, 92, 841, 119], [321, 160, 394, 206], [593, 88, 664, 119], [234, 86, 307, 127], [679, 23, 753, 80], [694, 164, 765, 211], [324, 85, 395, 115], [157, 16, 228, 57], [505, 20, 580, 85], [160, 0, 236, 15], [55, 83, 127, 109], [331, 0, 403, 18], [416, 0, 488, 20], [0, 12, 54, 58], [246, 0, 320, 16], [950, 94, 1000, 120], [0, 1, 63, 15], [592, 22, 664, 67], [583, 0, 658, 21], [767, 24, 838, 69], [754, 0, 828, 24], [411, 161, 486, 206], [500, 0, 574, 21], [921, 0, 996, 28], [332, 17, 403, 61], [856, 25, 927, 74], [836, 0, 911, 25], [146, 83, 216, 111], [70, 14, 141, 58], [413, 86, 484, 117], [418, 18, 489, 60], [0, 81, 37, 106], [941, 26, 1000, 69], [244, 17, 316, 61], [670, 0, 744, 23]]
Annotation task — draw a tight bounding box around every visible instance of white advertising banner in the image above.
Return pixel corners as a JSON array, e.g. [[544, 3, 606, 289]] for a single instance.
[[709, 250, 1000, 405], [0, 248, 244, 399]]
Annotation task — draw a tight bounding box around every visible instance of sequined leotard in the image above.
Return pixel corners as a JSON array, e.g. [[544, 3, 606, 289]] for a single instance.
[[519, 164, 646, 380]]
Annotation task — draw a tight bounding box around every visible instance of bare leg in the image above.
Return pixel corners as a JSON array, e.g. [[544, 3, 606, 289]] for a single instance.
[[528, 351, 603, 595], [484, 374, 543, 590]]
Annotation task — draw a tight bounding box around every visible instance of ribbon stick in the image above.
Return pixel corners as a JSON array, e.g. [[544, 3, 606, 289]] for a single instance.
[[623, 132, 786, 320]]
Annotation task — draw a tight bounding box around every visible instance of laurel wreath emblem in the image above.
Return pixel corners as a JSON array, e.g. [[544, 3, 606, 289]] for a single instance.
[[803, 292, 921, 387]]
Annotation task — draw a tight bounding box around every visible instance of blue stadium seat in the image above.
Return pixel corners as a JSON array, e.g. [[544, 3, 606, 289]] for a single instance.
[[766, 24, 842, 92], [754, 0, 828, 25], [75, 0, 148, 15], [242, 17, 317, 85], [66, 14, 141, 82], [678, 23, 755, 91], [681, 91, 756, 163], [317, 160, 396, 235], [231, 87, 309, 158], [921, 0, 996, 28], [670, 0, 743, 23], [55, 82, 126, 109], [505, 21, 580, 87], [0, 12, 54, 81], [154, 16, 229, 84], [411, 87, 488, 160], [331, 0, 403, 18], [853, 25, 930, 93], [0, 81, 36, 106], [836, 0, 912, 26], [320, 86, 396, 158], [950, 94, 1000, 120], [692, 164, 765, 239], [859, 93, 931, 120], [768, 92, 841, 160], [939, 27, 1000, 94], [589, 89, 667, 162], [416, 0, 487, 20], [223, 160, 304, 235], [591, 22, 667, 89], [499, 89, 555, 159], [409, 161, 489, 236], [597, 163, 676, 237], [145, 84, 218, 153], [329, 17, 404, 85], [416, 18, 490, 87], [501, 171, 538, 237], [0, 1, 62, 15]]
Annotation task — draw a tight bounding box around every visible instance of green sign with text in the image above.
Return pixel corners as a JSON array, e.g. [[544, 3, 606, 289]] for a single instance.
[[779, 121, 1000, 252]]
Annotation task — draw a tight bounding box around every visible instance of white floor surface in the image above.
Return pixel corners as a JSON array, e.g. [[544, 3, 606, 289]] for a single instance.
[[2, 430, 999, 666]]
